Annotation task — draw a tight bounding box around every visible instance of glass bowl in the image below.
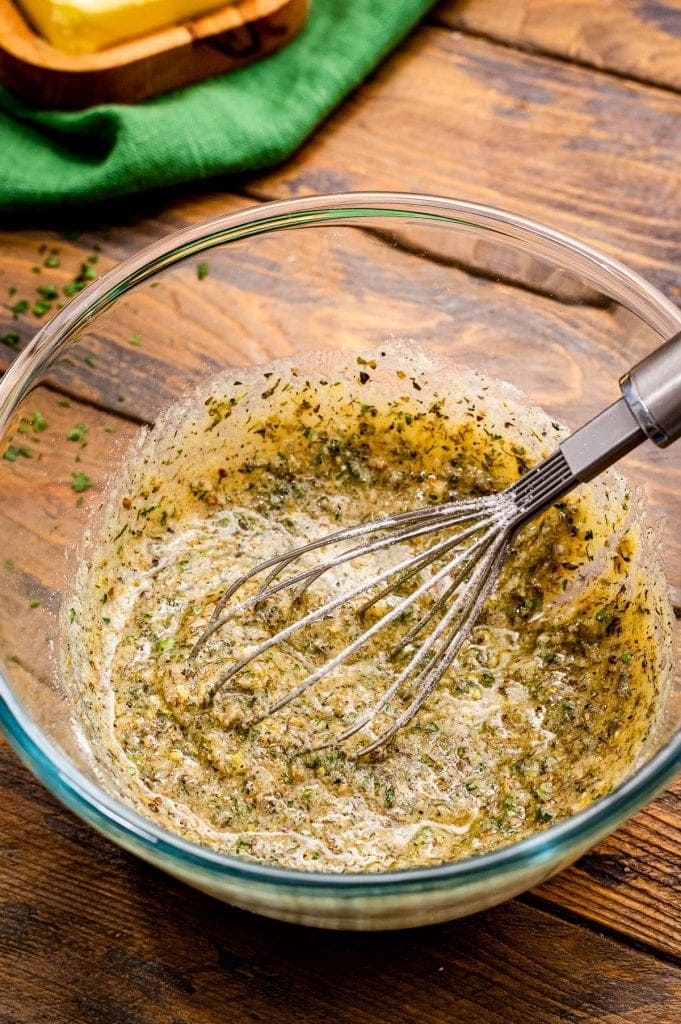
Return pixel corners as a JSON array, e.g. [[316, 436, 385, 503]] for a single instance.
[[0, 193, 679, 931]]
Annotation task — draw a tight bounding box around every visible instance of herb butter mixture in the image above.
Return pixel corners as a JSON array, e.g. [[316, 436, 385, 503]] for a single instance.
[[64, 347, 674, 872]]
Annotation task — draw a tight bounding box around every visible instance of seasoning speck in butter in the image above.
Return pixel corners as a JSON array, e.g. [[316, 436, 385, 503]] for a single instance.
[[63, 347, 674, 872]]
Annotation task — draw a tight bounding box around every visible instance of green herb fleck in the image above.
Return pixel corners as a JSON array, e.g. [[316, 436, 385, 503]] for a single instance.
[[4, 445, 31, 461], [128, 332, 142, 346], [12, 299, 29, 316], [197, 263, 209, 280], [84, 353, 96, 368], [29, 598, 40, 608], [67, 423, 88, 442], [31, 410, 48, 432], [71, 471, 92, 493], [1, 331, 20, 347], [535, 806, 554, 823]]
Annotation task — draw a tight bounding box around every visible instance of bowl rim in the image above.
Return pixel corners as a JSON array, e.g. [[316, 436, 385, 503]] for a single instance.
[[1, 190, 680, 896]]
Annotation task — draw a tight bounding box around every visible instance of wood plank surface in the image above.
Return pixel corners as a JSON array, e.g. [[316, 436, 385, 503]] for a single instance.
[[1, 7, 681, 1021], [536, 778, 681, 961], [434, 0, 681, 92], [1, 736, 680, 1024], [250, 26, 681, 297]]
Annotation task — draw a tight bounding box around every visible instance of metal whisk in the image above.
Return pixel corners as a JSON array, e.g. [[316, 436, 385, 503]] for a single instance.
[[192, 333, 681, 756]]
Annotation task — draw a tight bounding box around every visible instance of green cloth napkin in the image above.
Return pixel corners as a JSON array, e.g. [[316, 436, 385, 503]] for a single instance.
[[0, 0, 434, 216]]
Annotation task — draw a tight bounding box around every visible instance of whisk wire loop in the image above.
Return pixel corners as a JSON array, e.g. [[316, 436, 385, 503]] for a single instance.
[[193, 496, 504, 658], [203, 511, 504, 705]]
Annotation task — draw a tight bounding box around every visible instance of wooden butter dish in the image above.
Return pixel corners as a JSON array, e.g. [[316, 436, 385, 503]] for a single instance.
[[0, 0, 309, 108]]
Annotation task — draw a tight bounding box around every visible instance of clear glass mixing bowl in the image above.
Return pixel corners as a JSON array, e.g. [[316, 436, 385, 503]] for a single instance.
[[0, 193, 679, 930]]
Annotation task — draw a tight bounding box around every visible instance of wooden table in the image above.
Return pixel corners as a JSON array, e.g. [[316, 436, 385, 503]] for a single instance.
[[1, 2, 680, 1020]]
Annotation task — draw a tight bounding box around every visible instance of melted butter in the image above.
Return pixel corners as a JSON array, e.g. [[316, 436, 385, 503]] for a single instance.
[[63, 348, 674, 872]]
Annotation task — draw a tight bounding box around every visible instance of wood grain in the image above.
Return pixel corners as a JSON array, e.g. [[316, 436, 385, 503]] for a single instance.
[[536, 779, 681, 960], [434, 0, 681, 92], [249, 27, 681, 297], [0, 0, 309, 108], [1, 10, 681, 1017], [1, 735, 680, 1024]]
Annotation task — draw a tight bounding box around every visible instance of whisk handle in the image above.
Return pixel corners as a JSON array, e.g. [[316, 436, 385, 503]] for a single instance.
[[620, 330, 681, 447], [558, 330, 681, 485]]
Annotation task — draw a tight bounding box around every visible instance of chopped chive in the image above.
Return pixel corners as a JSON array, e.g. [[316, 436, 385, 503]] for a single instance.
[[31, 410, 48, 432], [3, 445, 31, 461], [67, 423, 88, 442], [71, 471, 92, 493]]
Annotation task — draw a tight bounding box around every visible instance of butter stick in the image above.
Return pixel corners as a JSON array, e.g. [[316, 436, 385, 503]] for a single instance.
[[17, 0, 237, 54]]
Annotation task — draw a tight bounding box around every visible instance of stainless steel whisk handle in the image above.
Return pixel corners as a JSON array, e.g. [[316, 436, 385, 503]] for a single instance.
[[557, 330, 681, 487], [620, 330, 681, 447]]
